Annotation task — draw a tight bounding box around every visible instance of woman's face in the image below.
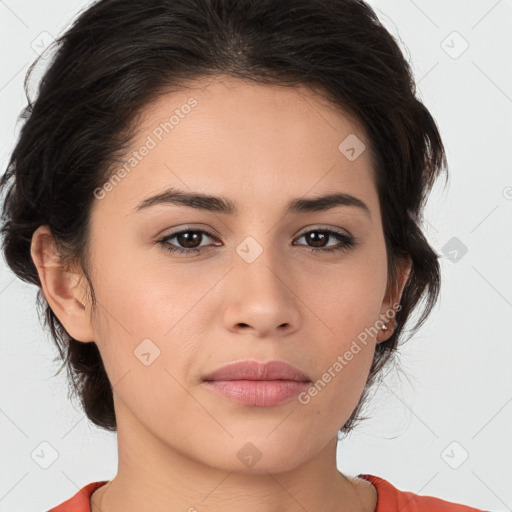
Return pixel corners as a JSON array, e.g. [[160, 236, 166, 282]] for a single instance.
[[50, 75, 407, 472]]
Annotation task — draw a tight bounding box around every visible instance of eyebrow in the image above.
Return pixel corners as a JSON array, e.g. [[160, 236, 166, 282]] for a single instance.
[[133, 187, 372, 219]]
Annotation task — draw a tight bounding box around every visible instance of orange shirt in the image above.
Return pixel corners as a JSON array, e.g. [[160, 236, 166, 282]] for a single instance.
[[48, 474, 484, 511]]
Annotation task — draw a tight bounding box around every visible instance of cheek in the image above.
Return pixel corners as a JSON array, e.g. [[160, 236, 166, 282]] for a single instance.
[[90, 237, 205, 334], [89, 225, 386, 403], [303, 246, 388, 337], [87, 244, 217, 393], [297, 247, 387, 405]]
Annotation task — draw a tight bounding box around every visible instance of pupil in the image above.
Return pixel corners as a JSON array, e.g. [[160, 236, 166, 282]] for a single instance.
[[179, 232, 200, 248], [308, 231, 326, 247]]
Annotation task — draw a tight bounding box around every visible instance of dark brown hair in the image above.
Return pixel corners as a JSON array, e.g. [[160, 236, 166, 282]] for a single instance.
[[0, 0, 447, 434]]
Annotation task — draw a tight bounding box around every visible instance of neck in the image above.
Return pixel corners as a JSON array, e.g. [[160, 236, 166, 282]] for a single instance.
[[91, 402, 368, 512]]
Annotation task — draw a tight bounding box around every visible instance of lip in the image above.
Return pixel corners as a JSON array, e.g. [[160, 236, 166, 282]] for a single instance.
[[203, 360, 311, 382], [202, 360, 311, 407]]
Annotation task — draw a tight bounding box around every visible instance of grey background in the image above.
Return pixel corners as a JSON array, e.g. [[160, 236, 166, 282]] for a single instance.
[[0, 0, 511, 510]]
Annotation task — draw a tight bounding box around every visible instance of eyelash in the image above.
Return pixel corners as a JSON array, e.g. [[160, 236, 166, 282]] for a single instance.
[[158, 227, 358, 255]]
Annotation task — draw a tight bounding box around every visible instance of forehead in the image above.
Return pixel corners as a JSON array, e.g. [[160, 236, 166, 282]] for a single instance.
[[137, 74, 371, 154], [93, 75, 379, 220]]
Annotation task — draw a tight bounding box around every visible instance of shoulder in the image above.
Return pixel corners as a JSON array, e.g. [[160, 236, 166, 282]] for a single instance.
[[356, 474, 485, 512], [48, 481, 109, 512]]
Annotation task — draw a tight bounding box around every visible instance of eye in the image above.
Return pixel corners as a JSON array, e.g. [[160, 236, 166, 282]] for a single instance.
[[158, 228, 220, 255], [158, 227, 358, 256], [293, 228, 358, 253]]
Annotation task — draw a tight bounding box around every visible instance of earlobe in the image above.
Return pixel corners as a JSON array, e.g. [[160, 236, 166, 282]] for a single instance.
[[30, 225, 95, 343]]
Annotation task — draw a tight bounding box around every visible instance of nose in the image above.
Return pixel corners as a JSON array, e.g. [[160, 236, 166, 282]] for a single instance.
[[221, 248, 302, 339]]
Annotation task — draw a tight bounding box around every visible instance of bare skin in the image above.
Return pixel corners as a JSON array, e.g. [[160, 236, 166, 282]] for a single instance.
[[89, 470, 377, 511], [31, 75, 410, 512], [88, 456, 378, 512]]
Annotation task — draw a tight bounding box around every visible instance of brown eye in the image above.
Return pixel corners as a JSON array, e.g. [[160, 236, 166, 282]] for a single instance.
[[159, 229, 218, 254], [294, 229, 357, 253], [158, 227, 358, 256]]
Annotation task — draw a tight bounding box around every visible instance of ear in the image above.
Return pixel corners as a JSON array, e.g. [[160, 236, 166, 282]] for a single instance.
[[30, 225, 95, 343], [376, 256, 412, 343]]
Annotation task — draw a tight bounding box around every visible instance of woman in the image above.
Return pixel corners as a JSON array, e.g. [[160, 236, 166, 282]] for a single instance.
[[0, 0, 484, 510]]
